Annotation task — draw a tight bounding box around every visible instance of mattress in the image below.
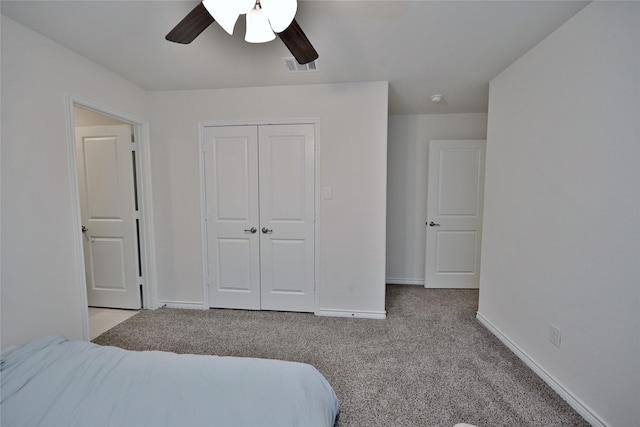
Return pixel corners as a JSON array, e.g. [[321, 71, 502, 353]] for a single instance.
[[0, 336, 339, 427]]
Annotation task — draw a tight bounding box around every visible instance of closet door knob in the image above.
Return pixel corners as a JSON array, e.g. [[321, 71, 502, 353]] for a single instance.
[[261, 227, 273, 234], [244, 227, 257, 234], [428, 221, 440, 227]]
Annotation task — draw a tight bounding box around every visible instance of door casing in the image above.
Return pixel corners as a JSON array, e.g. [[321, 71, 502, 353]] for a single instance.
[[65, 93, 158, 341], [199, 119, 321, 313]]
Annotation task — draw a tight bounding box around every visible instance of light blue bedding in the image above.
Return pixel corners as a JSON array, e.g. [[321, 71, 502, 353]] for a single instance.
[[0, 336, 339, 427]]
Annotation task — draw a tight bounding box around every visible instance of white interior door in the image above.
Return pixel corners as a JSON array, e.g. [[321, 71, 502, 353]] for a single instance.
[[425, 140, 486, 289], [258, 125, 315, 312], [76, 125, 141, 309], [203, 124, 315, 312], [203, 126, 261, 310]]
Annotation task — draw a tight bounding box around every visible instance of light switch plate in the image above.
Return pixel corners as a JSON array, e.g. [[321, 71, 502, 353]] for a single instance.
[[324, 186, 333, 200]]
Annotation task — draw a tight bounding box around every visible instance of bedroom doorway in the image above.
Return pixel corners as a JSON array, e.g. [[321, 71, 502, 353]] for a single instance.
[[67, 97, 157, 341]]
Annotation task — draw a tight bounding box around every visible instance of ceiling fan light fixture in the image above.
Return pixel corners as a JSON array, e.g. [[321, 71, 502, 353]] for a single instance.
[[202, 0, 255, 35], [166, 0, 317, 64], [260, 0, 297, 33], [245, 6, 276, 43]]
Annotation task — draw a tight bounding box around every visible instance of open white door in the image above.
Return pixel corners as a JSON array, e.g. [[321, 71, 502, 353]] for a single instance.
[[425, 140, 486, 289], [76, 125, 141, 309]]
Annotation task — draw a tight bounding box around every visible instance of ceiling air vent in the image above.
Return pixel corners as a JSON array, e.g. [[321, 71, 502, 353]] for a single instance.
[[283, 57, 318, 73]]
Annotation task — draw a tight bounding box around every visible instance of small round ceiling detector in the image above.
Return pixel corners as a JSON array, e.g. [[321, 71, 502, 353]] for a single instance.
[[430, 94, 444, 103]]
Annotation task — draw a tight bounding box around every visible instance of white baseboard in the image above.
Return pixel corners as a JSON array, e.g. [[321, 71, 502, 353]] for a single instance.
[[476, 312, 606, 427], [315, 309, 387, 319], [157, 301, 207, 310], [386, 278, 425, 285], [157, 302, 387, 319]]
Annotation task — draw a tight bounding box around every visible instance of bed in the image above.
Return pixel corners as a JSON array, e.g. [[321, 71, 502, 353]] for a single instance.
[[0, 336, 339, 427]]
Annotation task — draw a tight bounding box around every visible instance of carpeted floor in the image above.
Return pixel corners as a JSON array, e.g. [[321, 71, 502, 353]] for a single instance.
[[93, 285, 589, 427]]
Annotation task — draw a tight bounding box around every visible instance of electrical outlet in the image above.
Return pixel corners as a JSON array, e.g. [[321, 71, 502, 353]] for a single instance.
[[549, 324, 561, 348]]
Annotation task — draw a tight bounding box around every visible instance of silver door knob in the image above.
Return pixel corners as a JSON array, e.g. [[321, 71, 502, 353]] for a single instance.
[[261, 227, 273, 234], [244, 227, 257, 234], [428, 221, 440, 227], [82, 226, 88, 232]]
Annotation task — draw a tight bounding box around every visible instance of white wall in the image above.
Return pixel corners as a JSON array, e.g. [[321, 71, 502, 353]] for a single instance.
[[0, 16, 150, 350], [148, 82, 388, 315], [478, 2, 640, 426], [386, 113, 487, 284], [1, 14, 388, 350]]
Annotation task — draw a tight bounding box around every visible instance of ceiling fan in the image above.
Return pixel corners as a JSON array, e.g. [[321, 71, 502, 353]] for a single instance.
[[165, 0, 318, 65]]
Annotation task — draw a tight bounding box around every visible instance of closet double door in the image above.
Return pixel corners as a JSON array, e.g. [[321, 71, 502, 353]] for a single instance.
[[203, 124, 315, 312]]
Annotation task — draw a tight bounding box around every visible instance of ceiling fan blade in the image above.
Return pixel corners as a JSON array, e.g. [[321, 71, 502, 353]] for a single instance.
[[166, 2, 215, 44], [278, 19, 318, 64]]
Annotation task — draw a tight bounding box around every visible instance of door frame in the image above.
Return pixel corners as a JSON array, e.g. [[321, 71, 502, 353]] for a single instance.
[[65, 93, 158, 341], [198, 118, 321, 312]]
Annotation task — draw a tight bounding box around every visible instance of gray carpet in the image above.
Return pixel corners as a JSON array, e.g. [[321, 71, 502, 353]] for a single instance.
[[93, 285, 588, 427]]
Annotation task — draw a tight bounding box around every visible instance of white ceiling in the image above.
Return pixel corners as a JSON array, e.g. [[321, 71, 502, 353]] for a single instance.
[[1, 0, 589, 114]]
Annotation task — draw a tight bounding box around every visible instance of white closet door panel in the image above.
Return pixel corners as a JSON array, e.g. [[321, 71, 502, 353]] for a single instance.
[[203, 126, 260, 310], [258, 124, 315, 312], [264, 239, 306, 292], [214, 140, 254, 220], [266, 136, 305, 220]]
